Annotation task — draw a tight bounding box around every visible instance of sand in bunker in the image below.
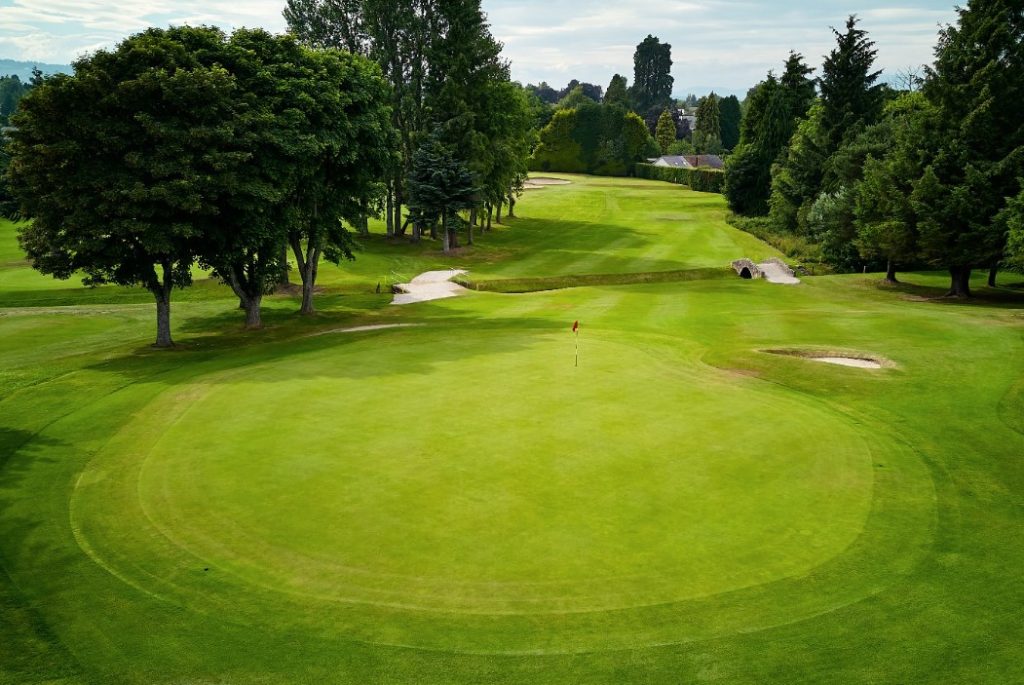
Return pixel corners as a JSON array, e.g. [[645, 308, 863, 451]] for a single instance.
[[392, 270, 468, 305], [810, 357, 883, 369], [524, 177, 573, 190], [758, 261, 801, 285]]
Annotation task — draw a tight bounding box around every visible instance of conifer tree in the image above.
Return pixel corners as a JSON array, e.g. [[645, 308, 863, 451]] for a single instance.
[[655, 109, 676, 154]]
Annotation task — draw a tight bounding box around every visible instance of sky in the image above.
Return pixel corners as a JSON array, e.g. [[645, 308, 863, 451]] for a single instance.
[[0, 0, 959, 94]]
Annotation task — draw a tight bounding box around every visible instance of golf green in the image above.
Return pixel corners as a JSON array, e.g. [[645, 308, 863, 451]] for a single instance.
[[66, 327, 930, 653]]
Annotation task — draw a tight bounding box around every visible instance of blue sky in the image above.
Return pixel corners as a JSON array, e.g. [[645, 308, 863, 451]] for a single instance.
[[0, 0, 958, 93]]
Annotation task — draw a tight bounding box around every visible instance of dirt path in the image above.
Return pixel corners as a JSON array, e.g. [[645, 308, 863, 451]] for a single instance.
[[392, 270, 468, 305]]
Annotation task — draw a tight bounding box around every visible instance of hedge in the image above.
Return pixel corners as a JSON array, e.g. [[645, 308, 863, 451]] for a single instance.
[[634, 163, 725, 194]]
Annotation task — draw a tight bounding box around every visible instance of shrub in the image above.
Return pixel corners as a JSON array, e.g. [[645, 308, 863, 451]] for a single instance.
[[634, 163, 726, 194]]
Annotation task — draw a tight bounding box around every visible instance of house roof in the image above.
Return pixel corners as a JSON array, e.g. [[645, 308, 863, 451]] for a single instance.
[[653, 156, 693, 168], [684, 155, 724, 169]]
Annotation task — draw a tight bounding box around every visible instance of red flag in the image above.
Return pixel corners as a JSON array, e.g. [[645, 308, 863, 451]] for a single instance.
[[572, 320, 579, 333]]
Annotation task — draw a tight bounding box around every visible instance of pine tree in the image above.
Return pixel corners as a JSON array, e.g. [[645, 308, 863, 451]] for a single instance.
[[655, 109, 676, 154], [914, 0, 1024, 296], [819, 16, 884, 161], [719, 95, 742, 150]]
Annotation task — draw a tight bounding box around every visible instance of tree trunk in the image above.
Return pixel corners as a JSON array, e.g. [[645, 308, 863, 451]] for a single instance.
[[508, 194, 516, 218], [152, 261, 174, 348], [244, 296, 263, 329], [947, 266, 972, 298], [442, 211, 451, 254], [487, 204, 493, 231], [467, 212, 474, 246], [409, 218, 419, 242], [278, 243, 290, 287], [291, 236, 320, 316], [469, 206, 477, 228], [496, 200, 503, 224], [885, 260, 898, 284], [386, 187, 394, 237], [988, 265, 998, 288]]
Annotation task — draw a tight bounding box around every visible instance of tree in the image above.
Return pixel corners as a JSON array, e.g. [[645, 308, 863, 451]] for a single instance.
[[5, 27, 246, 347], [914, 0, 1024, 297], [407, 134, 477, 254], [0, 75, 29, 126], [283, 0, 367, 53], [719, 95, 741, 150], [655, 109, 676, 154], [277, 44, 395, 315], [557, 84, 595, 110], [819, 16, 884, 185], [605, 74, 629, 108], [1002, 188, 1024, 269], [631, 35, 674, 123], [779, 51, 817, 122], [768, 19, 882, 233]]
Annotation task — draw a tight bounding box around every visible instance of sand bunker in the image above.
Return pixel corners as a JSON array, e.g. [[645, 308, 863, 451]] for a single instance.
[[307, 324, 422, 338], [392, 270, 468, 305], [524, 177, 573, 190], [809, 356, 883, 369], [766, 349, 887, 370]]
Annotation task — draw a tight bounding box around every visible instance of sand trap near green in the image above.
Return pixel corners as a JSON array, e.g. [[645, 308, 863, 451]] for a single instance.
[[66, 327, 920, 652]]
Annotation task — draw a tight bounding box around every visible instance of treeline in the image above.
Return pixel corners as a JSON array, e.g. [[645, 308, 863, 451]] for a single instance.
[[725, 3, 1024, 296], [526, 34, 743, 176], [3, 0, 536, 347]]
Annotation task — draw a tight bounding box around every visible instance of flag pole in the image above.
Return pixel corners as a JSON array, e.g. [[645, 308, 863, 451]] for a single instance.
[[575, 328, 579, 368]]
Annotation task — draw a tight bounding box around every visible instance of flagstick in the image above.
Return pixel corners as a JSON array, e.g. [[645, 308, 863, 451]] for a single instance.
[[575, 329, 579, 368]]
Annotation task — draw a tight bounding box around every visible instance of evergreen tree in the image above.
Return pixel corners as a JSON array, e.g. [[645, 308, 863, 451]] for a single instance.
[[779, 51, 817, 122], [407, 134, 477, 254], [819, 16, 884, 170], [914, 0, 1024, 296], [694, 93, 721, 152], [655, 109, 676, 154], [719, 95, 742, 150], [605, 74, 629, 108]]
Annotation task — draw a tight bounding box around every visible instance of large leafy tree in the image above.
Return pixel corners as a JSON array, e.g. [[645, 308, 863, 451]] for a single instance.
[[631, 35, 674, 125], [914, 0, 1024, 296], [6, 27, 248, 347], [271, 42, 395, 315]]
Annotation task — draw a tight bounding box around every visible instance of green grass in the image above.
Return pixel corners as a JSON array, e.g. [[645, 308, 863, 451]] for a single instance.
[[2, 174, 1024, 683]]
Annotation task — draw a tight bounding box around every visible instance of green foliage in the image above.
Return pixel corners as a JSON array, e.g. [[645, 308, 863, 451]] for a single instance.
[[695, 93, 720, 141], [719, 95, 742, 150], [605, 74, 629, 108], [768, 103, 828, 232], [631, 35, 674, 120], [0, 75, 30, 126], [819, 17, 884, 155], [914, 0, 1024, 280], [635, 163, 726, 194], [655, 109, 676, 154], [556, 84, 596, 110], [407, 133, 477, 252], [667, 139, 696, 156], [1002, 187, 1024, 268], [727, 214, 826, 267], [530, 105, 657, 176]]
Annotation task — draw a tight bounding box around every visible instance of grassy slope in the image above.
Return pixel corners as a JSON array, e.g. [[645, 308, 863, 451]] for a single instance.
[[1, 175, 1024, 683]]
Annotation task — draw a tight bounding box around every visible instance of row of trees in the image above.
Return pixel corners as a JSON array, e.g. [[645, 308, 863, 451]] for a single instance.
[[7, 27, 394, 344], [5, 1, 536, 347], [283, 0, 534, 245], [725, 3, 1024, 296]]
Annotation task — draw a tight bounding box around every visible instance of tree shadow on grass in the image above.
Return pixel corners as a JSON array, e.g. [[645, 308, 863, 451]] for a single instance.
[[84, 300, 568, 387], [0, 427, 84, 682], [874, 274, 1024, 310]]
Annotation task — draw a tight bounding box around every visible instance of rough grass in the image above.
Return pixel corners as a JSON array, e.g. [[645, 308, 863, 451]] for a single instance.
[[1, 175, 1024, 683]]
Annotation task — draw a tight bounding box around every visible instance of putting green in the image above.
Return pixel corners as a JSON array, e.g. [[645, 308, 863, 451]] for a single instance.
[[68, 328, 932, 653]]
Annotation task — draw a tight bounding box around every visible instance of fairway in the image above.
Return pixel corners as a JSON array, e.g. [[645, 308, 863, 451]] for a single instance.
[[2, 176, 1024, 682]]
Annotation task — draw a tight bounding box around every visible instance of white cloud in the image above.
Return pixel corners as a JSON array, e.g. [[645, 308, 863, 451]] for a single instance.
[[0, 0, 956, 92]]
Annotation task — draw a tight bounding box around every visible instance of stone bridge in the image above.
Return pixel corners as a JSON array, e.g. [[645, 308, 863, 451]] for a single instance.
[[731, 259, 762, 279]]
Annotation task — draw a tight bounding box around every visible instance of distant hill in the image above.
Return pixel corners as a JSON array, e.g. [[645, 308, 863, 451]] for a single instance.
[[0, 58, 73, 82]]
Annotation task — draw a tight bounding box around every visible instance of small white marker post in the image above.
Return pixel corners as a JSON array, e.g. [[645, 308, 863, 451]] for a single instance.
[[573, 320, 580, 368]]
